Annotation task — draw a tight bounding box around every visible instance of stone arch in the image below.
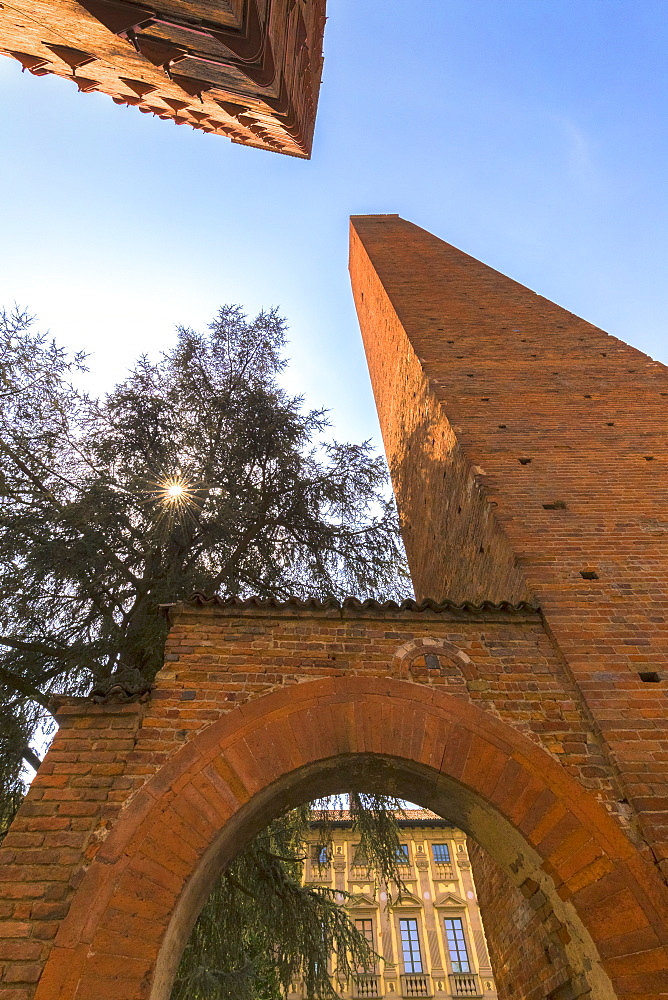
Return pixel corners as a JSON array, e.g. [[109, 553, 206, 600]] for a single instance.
[[34, 676, 668, 1000]]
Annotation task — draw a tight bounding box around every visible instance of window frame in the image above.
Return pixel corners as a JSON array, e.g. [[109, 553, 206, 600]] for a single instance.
[[354, 916, 376, 973], [354, 917, 375, 946], [396, 843, 410, 864], [431, 843, 451, 866], [352, 843, 369, 864], [312, 843, 328, 865], [443, 916, 471, 974], [398, 916, 424, 974]]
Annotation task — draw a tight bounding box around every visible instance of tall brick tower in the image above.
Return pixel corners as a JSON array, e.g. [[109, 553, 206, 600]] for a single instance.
[[349, 214, 668, 882]]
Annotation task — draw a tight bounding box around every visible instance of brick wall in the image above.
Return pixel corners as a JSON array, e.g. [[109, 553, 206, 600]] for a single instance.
[[349, 214, 668, 878], [349, 213, 668, 1000], [0, 702, 145, 997], [2, 600, 667, 998], [346, 220, 530, 607], [468, 840, 579, 1000]]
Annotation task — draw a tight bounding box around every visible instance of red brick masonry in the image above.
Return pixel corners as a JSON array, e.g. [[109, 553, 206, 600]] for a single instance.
[[1, 597, 667, 999], [348, 214, 668, 999], [0, 0, 325, 157]]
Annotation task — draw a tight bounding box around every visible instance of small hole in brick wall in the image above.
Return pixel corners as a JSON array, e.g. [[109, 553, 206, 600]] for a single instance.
[[580, 570, 599, 580], [518, 457, 532, 465], [543, 501, 567, 510], [601, 353, 607, 356], [457, 356, 464, 359], [628, 369, 636, 373], [606, 422, 615, 426], [481, 397, 490, 401], [639, 671, 660, 683], [584, 394, 592, 398], [521, 338, 527, 342], [466, 373, 475, 377], [479, 545, 485, 553], [447, 340, 454, 344], [662, 393, 668, 397], [457, 506, 462, 513], [645, 456, 655, 461], [498, 424, 507, 428]]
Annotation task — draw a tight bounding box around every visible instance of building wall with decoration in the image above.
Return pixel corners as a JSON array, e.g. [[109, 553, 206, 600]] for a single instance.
[[295, 810, 497, 1000]]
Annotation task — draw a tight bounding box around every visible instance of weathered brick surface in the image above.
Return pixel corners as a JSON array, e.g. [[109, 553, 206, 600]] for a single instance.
[[143, 603, 623, 811], [0, 603, 667, 998], [469, 840, 577, 1000], [349, 213, 668, 998], [0, 702, 145, 997]]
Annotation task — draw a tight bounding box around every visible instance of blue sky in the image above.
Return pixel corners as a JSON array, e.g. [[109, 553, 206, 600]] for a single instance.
[[1, 0, 667, 451]]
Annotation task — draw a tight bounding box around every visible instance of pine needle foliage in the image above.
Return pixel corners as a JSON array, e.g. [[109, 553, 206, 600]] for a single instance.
[[0, 305, 413, 992], [173, 795, 409, 1000], [0, 305, 409, 816]]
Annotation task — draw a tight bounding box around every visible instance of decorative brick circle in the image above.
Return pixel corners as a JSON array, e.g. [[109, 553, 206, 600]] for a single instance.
[[393, 637, 476, 681]]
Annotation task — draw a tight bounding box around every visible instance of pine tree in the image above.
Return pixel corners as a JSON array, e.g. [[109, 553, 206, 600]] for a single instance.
[[174, 795, 410, 1000], [0, 304, 412, 996], [0, 304, 408, 816]]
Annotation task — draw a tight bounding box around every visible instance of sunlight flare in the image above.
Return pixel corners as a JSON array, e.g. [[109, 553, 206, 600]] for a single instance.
[[145, 475, 203, 524]]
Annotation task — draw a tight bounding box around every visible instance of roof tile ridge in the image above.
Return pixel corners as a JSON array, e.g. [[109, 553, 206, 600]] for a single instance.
[[169, 594, 540, 614]]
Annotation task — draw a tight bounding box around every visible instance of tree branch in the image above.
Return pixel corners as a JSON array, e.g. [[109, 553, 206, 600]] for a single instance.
[[223, 870, 259, 899], [0, 664, 52, 710], [0, 635, 71, 658]]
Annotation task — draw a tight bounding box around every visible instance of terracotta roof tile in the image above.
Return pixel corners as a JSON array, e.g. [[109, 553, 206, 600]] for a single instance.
[[161, 593, 540, 618]]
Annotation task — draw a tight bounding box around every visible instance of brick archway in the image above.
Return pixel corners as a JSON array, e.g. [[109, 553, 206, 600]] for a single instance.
[[34, 676, 668, 1000]]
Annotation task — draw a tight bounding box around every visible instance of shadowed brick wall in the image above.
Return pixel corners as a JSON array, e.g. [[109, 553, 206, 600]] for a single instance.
[[468, 840, 576, 1000], [349, 213, 668, 999]]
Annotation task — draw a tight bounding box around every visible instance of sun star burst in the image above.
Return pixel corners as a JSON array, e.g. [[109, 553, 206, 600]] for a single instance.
[[155, 476, 196, 507], [144, 475, 204, 527]]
